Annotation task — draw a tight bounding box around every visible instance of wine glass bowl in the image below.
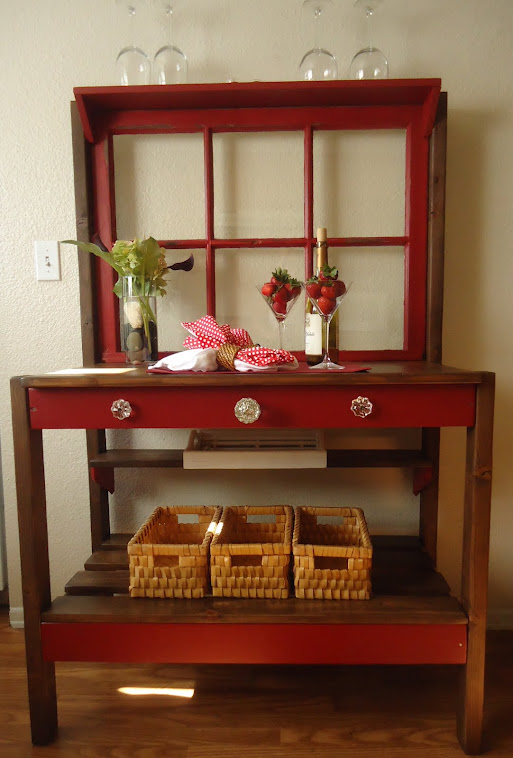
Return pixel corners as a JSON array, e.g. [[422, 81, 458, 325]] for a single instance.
[[153, 44, 187, 84], [116, 46, 151, 85], [349, 47, 388, 80], [258, 278, 303, 351], [299, 49, 338, 81], [306, 282, 351, 370]]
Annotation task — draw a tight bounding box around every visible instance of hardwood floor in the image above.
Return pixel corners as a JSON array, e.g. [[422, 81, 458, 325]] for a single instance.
[[1, 609, 512, 758]]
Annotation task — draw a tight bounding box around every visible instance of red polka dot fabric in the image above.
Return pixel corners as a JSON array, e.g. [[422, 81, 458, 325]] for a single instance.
[[181, 315, 252, 350], [237, 346, 296, 367]]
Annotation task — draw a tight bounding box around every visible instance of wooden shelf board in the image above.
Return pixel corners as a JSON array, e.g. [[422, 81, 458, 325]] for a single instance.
[[44, 593, 467, 626], [89, 448, 431, 470]]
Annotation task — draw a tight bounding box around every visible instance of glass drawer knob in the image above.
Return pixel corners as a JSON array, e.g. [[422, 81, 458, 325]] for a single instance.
[[351, 396, 373, 418], [234, 397, 261, 424], [111, 399, 132, 420]]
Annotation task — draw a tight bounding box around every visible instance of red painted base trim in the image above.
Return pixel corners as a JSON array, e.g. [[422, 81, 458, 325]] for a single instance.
[[42, 623, 467, 665]]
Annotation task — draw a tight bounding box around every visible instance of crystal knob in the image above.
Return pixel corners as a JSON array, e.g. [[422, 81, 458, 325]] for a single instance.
[[234, 397, 261, 424], [351, 396, 373, 418], [111, 399, 133, 420]]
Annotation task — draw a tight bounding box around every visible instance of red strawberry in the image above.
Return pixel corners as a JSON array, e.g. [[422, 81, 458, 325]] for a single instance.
[[317, 296, 336, 315], [272, 299, 287, 315], [306, 282, 322, 299], [273, 286, 290, 303], [261, 282, 276, 297], [334, 280, 346, 297], [321, 284, 336, 299]]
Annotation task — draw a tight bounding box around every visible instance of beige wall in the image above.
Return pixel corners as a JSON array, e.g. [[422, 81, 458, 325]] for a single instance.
[[1, 0, 512, 627]]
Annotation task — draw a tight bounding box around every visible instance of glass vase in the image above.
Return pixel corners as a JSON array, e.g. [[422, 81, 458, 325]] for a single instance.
[[120, 276, 158, 364]]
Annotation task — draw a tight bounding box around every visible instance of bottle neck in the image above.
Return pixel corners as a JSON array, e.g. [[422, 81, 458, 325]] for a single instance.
[[314, 242, 328, 273]]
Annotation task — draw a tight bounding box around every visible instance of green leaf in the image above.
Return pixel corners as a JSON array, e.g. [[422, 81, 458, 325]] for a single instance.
[[62, 240, 125, 277]]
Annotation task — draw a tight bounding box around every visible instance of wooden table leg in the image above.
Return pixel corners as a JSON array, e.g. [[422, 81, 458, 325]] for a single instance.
[[11, 378, 58, 745], [458, 373, 495, 754]]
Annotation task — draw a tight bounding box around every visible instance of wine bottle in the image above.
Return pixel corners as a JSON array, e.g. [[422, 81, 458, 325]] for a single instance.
[[305, 227, 339, 365]]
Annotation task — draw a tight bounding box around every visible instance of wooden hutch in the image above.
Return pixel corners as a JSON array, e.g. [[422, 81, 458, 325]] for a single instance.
[[11, 80, 494, 753]]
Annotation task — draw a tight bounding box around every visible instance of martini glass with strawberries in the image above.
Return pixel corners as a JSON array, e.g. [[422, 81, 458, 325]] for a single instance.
[[305, 264, 350, 369], [258, 268, 303, 350]]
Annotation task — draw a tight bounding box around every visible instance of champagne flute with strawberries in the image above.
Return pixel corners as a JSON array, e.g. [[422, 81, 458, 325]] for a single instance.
[[259, 268, 303, 351], [305, 264, 350, 369]]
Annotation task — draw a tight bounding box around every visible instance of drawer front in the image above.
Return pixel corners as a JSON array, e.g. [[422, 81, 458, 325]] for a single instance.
[[29, 385, 476, 430]]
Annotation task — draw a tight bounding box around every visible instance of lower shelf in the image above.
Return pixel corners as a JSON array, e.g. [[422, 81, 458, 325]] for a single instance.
[[48, 534, 467, 665], [40, 607, 467, 665]]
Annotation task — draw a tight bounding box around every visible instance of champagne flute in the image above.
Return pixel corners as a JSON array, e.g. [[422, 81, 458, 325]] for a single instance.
[[258, 281, 303, 351], [115, 1, 151, 85], [306, 282, 351, 369]]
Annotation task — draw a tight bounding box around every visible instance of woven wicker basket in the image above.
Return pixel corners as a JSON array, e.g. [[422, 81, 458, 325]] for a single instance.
[[293, 507, 372, 600], [128, 505, 221, 598], [210, 505, 293, 598]]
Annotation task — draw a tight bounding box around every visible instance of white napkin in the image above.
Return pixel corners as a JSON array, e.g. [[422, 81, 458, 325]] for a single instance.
[[234, 356, 299, 372], [148, 348, 218, 373]]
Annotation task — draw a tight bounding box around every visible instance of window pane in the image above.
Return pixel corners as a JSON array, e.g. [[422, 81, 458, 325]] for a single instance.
[[329, 246, 405, 351], [314, 130, 406, 237], [157, 249, 206, 352], [114, 134, 205, 240], [215, 248, 305, 352], [214, 133, 304, 239]]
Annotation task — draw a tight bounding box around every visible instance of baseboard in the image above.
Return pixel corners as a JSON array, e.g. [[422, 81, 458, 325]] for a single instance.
[[9, 606, 24, 629]]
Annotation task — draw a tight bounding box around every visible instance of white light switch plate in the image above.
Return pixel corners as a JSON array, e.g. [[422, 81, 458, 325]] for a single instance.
[[35, 241, 61, 281]]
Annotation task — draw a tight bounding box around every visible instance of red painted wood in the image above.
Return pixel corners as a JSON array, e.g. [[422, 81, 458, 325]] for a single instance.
[[74, 80, 441, 143], [41, 621, 466, 664], [304, 126, 314, 278], [403, 114, 430, 359], [94, 105, 422, 138], [157, 236, 408, 250], [83, 80, 441, 364], [90, 467, 115, 494], [413, 466, 434, 496], [28, 385, 475, 431], [203, 127, 215, 315]]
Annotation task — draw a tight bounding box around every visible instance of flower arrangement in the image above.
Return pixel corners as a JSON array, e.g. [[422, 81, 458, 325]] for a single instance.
[[64, 236, 194, 362]]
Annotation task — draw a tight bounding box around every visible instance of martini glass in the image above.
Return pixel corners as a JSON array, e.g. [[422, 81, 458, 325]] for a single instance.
[[307, 283, 351, 369], [258, 283, 303, 351]]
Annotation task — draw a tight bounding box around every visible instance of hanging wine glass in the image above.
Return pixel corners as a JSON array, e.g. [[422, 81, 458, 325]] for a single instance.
[[306, 281, 351, 370], [299, 0, 338, 81], [349, 0, 389, 80], [115, 1, 151, 85], [258, 279, 303, 351], [153, 3, 188, 84]]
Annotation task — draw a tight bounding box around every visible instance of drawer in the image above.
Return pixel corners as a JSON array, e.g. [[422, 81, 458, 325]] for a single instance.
[[28, 384, 476, 430]]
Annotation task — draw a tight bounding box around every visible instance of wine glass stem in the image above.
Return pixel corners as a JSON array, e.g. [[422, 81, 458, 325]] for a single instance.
[[277, 319, 285, 351], [365, 7, 374, 47], [322, 316, 331, 363], [128, 4, 136, 46]]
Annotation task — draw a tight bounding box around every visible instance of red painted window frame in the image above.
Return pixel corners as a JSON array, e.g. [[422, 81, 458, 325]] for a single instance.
[[74, 80, 441, 363]]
